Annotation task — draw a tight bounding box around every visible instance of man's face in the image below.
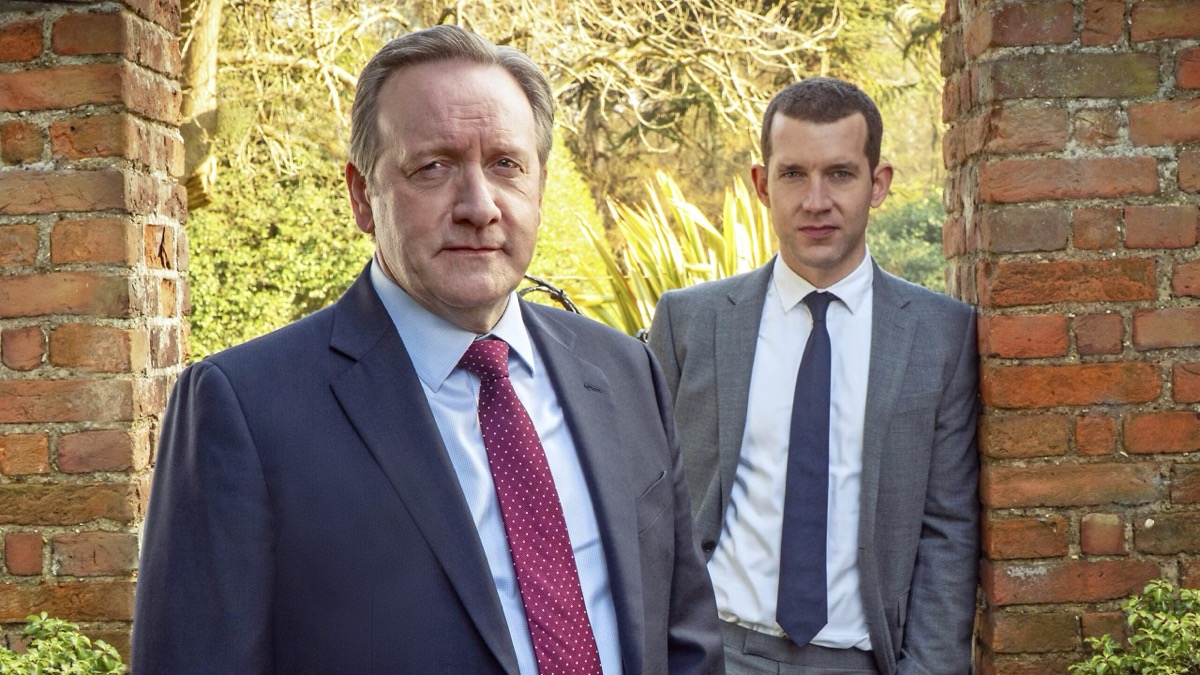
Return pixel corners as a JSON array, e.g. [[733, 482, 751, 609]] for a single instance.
[[751, 112, 892, 288], [346, 60, 544, 333]]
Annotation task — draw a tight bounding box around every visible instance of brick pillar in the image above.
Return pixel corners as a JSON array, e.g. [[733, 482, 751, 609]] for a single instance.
[[0, 1, 185, 657], [942, 0, 1200, 672]]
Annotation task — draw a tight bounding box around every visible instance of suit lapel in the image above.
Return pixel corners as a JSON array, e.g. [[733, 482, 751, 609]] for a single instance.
[[328, 271, 520, 675], [523, 305, 646, 675], [858, 265, 917, 545], [714, 262, 773, 512]]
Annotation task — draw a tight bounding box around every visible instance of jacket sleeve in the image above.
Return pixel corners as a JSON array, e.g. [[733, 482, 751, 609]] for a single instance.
[[133, 361, 275, 673], [898, 310, 981, 675]]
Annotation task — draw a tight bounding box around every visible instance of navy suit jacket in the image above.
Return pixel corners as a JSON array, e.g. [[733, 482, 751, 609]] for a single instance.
[[133, 268, 723, 674]]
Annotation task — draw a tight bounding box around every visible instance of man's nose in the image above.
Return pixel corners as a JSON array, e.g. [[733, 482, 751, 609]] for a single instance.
[[803, 179, 832, 212], [452, 165, 502, 227]]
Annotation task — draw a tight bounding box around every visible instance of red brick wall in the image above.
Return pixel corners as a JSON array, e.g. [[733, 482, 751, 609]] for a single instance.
[[943, 0, 1200, 671], [0, 1, 184, 657]]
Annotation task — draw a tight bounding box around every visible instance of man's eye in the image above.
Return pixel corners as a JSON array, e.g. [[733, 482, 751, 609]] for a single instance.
[[496, 158, 520, 170], [419, 161, 444, 172]]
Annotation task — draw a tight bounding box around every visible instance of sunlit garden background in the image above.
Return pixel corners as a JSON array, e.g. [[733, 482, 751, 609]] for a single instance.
[[183, 0, 948, 358]]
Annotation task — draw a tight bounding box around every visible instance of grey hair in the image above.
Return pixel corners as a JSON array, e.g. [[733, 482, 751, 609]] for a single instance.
[[348, 24, 554, 182]]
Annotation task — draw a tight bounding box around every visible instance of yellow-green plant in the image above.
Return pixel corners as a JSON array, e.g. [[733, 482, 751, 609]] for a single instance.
[[572, 171, 775, 336], [0, 613, 125, 674], [1069, 580, 1200, 675]]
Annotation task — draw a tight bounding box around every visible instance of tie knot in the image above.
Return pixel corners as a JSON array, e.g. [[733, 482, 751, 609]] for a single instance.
[[459, 338, 510, 381], [803, 291, 837, 323]]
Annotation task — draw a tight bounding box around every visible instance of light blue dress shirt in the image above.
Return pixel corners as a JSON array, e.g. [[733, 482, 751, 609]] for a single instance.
[[369, 260, 622, 674]]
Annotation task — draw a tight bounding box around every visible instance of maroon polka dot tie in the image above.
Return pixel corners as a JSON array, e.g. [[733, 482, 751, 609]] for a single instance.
[[459, 338, 603, 675]]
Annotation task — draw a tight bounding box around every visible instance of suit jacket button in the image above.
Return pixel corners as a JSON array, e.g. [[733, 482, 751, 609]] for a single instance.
[[701, 540, 716, 553]]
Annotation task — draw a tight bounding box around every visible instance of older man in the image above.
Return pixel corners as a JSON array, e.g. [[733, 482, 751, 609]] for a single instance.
[[134, 25, 722, 674]]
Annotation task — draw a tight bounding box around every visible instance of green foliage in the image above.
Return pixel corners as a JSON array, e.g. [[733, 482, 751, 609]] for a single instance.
[[0, 613, 125, 674], [867, 189, 946, 293], [1069, 580, 1200, 675], [573, 171, 774, 335], [187, 143, 373, 360]]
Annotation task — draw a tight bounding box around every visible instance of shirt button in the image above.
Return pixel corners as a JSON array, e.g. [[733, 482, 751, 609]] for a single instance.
[[701, 540, 716, 553]]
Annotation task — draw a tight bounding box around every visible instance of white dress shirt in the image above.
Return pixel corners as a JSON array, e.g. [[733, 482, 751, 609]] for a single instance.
[[370, 260, 622, 674], [708, 253, 874, 650]]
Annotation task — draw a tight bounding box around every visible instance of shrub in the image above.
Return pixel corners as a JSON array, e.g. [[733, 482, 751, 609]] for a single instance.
[[0, 613, 126, 674], [1069, 579, 1200, 675]]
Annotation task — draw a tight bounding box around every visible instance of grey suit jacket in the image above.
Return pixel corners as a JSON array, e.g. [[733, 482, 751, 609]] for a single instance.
[[133, 266, 723, 674], [648, 258, 980, 675]]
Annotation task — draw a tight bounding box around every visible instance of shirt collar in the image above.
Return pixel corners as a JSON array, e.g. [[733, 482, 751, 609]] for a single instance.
[[368, 257, 535, 392], [771, 250, 874, 316]]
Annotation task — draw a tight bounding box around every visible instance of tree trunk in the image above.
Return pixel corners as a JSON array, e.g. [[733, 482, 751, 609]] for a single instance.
[[180, 0, 222, 210]]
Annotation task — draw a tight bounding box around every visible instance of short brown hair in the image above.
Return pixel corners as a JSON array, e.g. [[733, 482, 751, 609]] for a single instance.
[[348, 25, 554, 182], [759, 77, 883, 171]]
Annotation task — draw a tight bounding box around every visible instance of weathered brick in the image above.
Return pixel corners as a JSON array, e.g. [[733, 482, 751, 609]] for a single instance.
[[940, 28, 964, 78], [980, 314, 1069, 359], [981, 413, 1070, 458], [0, 272, 132, 319], [943, 216, 966, 257], [979, 157, 1158, 203], [0, 379, 136, 424], [1, 120, 43, 164], [0, 482, 142, 526], [0, 222, 38, 266], [49, 324, 147, 373], [51, 532, 137, 577], [1173, 260, 1200, 297], [123, 0, 181, 33], [984, 105, 1069, 154], [1082, 0, 1125, 46], [58, 428, 147, 473], [0, 433, 49, 475], [1072, 208, 1121, 250], [1133, 307, 1200, 349], [1131, 0, 1200, 41], [50, 114, 183, 175], [0, 17, 42, 62], [1130, 99, 1200, 145], [150, 324, 180, 368], [966, 1, 1073, 59], [1174, 362, 1200, 403], [1124, 205, 1199, 249], [980, 656, 1077, 675], [1072, 108, 1121, 147], [1179, 48, 1200, 89], [0, 168, 123, 215], [144, 224, 176, 269], [1076, 313, 1123, 356], [1, 326, 45, 370], [985, 53, 1159, 100], [1135, 512, 1200, 554], [982, 462, 1161, 508], [1186, 561, 1200, 589], [1125, 411, 1200, 454], [982, 362, 1160, 408], [52, 11, 180, 76], [0, 580, 134, 622], [984, 610, 1077, 653], [978, 207, 1068, 253], [0, 63, 179, 125], [50, 217, 140, 266], [1081, 611, 1126, 642], [157, 278, 178, 317], [984, 515, 1069, 559], [1181, 149, 1200, 192], [979, 259, 1156, 308], [982, 559, 1160, 606], [1077, 415, 1118, 456], [1172, 464, 1200, 504], [1081, 513, 1126, 555], [4, 532, 43, 576]]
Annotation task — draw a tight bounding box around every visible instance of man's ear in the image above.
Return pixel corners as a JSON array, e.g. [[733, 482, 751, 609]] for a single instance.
[[750, 163, 771, 207], [870, 161, 894, 209], [345, 162, 375, 234]]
